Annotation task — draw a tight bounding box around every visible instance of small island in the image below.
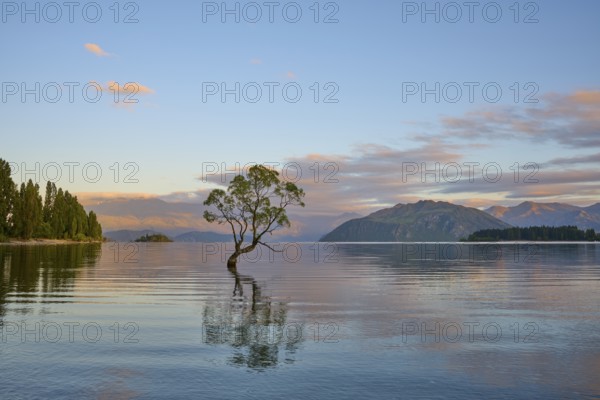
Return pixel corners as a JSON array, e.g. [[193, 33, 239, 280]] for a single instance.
[[464, 225, 600, 242], [134, 233, 173, 243]]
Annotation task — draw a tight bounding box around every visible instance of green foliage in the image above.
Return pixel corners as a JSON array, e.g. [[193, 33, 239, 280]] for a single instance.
[[87, 211, 102, 240], [203, 165, 305, 266], [35, 222, 53, 239], [466, 226, 600, 242], [43, 181, 56, 224], [0, 159, 15, 236], [73, 233, 89, 242], [0, 157, 102, 242]]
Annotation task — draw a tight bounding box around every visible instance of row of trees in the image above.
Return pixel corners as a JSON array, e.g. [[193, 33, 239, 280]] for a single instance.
[[467, 225, 600, 242], [0, 159, 102, 241]]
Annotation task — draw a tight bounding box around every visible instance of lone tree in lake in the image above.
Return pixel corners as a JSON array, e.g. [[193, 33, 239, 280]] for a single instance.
[[203, 165, 305, 269]]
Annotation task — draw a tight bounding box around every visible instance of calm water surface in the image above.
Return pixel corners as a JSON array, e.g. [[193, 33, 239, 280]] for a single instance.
[[1, 243, 599, 399]]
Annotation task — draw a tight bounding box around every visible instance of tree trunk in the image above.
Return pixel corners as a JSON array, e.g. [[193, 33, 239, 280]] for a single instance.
[[226, 243, 257, 269], [227, 252, 239, 268], [228, 265, 242, 296]]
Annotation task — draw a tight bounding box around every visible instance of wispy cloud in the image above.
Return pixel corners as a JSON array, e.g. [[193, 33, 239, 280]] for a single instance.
[[441, 90, 600, 148], [101, 81, 155, 95], [548, 153, 600, 166], [77, 192, 161, 206], [81, 89, 600, 217], [80, 137, 600, 234], [84, 43, 110, 57], [250, 58, 262, 65], [84, 81, 156, 109]]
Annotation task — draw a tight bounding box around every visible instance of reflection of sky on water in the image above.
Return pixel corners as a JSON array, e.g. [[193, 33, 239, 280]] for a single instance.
[[0, 243, 598, 398]]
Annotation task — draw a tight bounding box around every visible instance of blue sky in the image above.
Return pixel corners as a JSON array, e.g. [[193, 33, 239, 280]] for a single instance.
[[2, 0, 600, 211]]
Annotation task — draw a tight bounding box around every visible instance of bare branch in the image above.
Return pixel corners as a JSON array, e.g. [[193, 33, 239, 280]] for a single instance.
[[258, 240, 283, 253]]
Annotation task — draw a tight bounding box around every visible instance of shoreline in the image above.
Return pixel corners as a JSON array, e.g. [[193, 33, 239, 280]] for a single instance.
[[0, 239, 104, 246]]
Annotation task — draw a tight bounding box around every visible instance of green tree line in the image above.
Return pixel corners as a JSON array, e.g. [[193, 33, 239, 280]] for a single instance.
[[0, 158, 102, 242], [466, 225, 600, 242]]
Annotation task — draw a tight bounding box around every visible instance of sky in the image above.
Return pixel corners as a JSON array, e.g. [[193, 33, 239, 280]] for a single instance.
[[2, 0, 600, 216]]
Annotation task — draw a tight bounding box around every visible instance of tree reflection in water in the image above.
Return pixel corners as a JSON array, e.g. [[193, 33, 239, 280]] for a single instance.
[[0, 244, 102, 318], [202, 266, 303, 371]]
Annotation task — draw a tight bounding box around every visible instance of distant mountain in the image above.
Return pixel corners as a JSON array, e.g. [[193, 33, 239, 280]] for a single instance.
[[86, 196, 600, 242], [174, 231, 233, 242], [84, 198, 208, 236], [321, 200, 511, 242], [82, 196, 361, 242], [584, 203, 600, 215], [486, 201, 600, 230], [287, 212, 363, 241]]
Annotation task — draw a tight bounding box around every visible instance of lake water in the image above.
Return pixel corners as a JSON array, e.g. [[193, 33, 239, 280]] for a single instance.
[[1, 242, 599, 399]]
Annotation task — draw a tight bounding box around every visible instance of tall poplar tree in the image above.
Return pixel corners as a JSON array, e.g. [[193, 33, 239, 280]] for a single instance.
[[0, 159, 15, 238]]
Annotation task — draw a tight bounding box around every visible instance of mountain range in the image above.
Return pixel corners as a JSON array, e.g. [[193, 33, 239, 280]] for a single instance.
[[320, 200, 511, 242], [486, 201, 600, 230], [86, 197, 600, 243], [85, 197, 361, 242]]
